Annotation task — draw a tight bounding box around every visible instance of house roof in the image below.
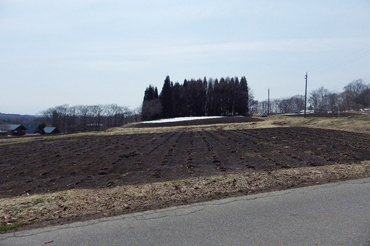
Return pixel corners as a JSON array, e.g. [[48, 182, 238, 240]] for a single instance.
[[0, 124, 26, 131], [22, 124, 42, 134], [44, 127, 59, 134]]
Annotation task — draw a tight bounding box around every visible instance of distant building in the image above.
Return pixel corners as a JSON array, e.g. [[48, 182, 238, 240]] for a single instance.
[[0, 124, 27, 136], [22, 124, 45, 134], [86, 123, 104, 131], [43, 127, 60, 134]]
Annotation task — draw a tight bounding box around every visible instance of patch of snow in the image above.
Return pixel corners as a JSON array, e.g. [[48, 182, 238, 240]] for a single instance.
[[141, 116, 224, 124]]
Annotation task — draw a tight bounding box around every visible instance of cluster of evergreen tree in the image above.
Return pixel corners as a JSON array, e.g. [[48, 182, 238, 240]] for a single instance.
[[142, 76, 249, 121]]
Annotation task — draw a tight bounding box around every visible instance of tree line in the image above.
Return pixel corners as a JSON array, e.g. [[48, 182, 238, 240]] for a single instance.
[[257, 79, 370, 114], [7, 77, 367, 134], [40, 104, 139, 133], [142, 76, 250, 121]]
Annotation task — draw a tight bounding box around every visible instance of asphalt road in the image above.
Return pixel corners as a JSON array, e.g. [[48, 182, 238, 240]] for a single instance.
[[1, 178, 370, 246]]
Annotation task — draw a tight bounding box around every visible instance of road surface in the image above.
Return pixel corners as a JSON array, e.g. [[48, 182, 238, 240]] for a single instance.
[[1, 178, 370, 246]]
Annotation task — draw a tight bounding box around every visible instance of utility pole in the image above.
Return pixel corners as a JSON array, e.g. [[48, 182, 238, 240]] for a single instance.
[[268, 88, 270, 115], [338, 104, 340, 118], [304, 72, 308, 118], [338, 97, 341, 119]]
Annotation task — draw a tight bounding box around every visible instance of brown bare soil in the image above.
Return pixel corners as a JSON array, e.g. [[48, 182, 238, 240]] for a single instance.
[[1, 115, 370, 232]]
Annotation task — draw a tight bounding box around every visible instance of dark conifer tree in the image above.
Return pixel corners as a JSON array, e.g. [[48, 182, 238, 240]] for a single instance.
[[206, 79, 214, 116], [179, 79, 189, 117], [213, 79, 221, 116], [239, 76, 249, 115], [228, 77, 235, 115], [188, 79, 207, 116], [172, 82, 182, 117], [187, 80, 197, 116], [142, 85, 161, 121], [234, 77, 241, 115], [219, 78, 228, 115], [160, 76, 174, 118], [143, 85, 158, 101]]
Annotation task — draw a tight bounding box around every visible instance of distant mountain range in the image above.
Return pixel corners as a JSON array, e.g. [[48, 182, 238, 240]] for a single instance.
[[0, 113, 39, 123]]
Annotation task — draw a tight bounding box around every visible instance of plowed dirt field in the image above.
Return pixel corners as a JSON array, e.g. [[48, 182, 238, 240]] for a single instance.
[[1, 127, 369, 198]]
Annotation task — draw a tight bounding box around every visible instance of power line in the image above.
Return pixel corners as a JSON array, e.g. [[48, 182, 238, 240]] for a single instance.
[[306, 46, 370, 95], [309, 45, 370, 75], [324, 76, 370, 92], [262, 46, 370, 100], [269, 48, 370, 92], [310, 50, 370, 77]]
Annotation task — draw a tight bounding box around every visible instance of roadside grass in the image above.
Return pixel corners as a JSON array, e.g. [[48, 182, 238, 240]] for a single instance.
[[351, 118, 370, 121], [1, 161, 369, 234], [0, 223, 23, 232]]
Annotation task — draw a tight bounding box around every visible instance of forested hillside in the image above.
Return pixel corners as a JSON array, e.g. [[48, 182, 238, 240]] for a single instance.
[[0, 113, 37, 123]]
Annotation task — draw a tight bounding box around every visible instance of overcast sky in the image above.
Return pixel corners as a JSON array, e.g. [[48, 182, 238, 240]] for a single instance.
[[1, 0, 369, 115]]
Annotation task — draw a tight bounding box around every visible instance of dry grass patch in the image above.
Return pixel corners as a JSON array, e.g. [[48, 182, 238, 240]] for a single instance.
[[107, 115, 370, 134], [1, 161, 369, 232]]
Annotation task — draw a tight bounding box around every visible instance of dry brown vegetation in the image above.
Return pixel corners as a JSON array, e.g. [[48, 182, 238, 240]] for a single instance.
[[1, 114, 370, 232]]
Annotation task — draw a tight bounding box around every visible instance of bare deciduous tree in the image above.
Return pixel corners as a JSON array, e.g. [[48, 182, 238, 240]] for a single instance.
[[309, 87, 330, 112], [342, 79, 369, 110], [41, 104, 134, 133]]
